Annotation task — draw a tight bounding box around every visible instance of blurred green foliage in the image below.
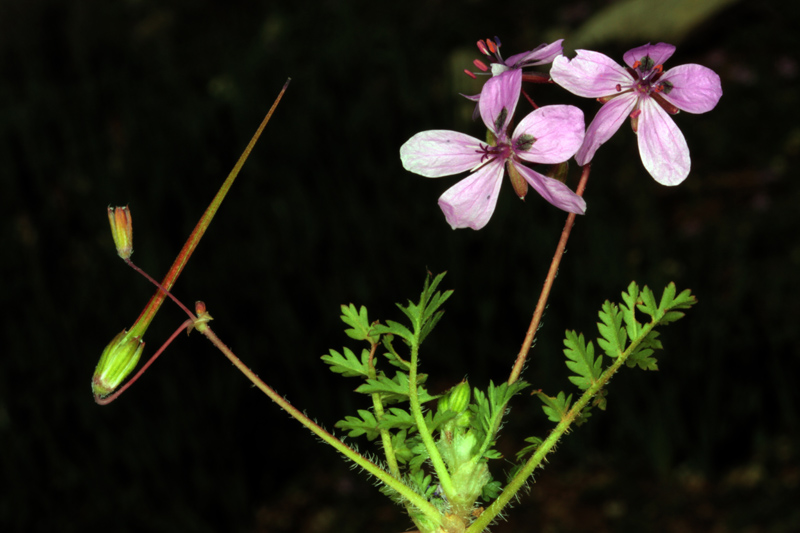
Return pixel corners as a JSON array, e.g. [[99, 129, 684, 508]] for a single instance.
[[2, 0, 798, 531]]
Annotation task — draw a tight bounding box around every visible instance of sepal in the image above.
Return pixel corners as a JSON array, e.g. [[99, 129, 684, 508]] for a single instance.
[[92, 329, 144, 397]]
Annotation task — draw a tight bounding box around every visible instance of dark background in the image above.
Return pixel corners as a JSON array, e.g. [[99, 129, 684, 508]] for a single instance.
[[2, 0, 798, 531]]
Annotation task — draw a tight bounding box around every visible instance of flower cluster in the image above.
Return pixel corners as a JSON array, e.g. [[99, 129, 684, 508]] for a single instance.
[[400, 39, 722, 230]]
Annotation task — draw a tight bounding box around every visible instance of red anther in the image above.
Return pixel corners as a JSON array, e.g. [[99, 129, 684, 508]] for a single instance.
[[632, 60, 641, 69], [653, 64, 664, 73], [473, 59, 489, 72], [464, 69, 477, 79], [615, 83, 622, 92], [477, 40, 489, 56], [487, 39, 497, 54]]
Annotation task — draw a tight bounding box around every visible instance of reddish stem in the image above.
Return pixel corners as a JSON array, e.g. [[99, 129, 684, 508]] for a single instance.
[[508, 163, 591, 385]]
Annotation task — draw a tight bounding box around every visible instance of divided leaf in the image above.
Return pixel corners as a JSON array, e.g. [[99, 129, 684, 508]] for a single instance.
[[371, 320, 414, 343], [377, 407, 416, 431], [597, 300, 627, 359], [536, 391, 572, 423], [335, 409, 380, 440], [355, 372, 438, 404], [620, 282, 643, 341], [321, 347, 370, 378], [563, 331, 602, 390], [340, 304, 379, 344], [515, 435, 543, 463], [471, 380, 530, 453]]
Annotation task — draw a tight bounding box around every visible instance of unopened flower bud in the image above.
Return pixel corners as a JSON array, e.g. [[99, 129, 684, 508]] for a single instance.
[[107, 206, 133, 259], [446, 380, 471, 414], [92, 329, 144, 397]]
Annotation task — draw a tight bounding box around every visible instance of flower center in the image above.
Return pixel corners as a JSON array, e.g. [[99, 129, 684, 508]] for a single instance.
[[628, 55, 673, 97], [476, 142, 511, 162]]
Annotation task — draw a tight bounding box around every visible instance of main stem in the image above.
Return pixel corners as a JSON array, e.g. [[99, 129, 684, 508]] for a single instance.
[[508, 164, 591, 385]]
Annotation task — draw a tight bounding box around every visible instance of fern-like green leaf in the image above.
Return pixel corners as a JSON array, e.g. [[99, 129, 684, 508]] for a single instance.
[[377, 407, 416, 431], [371, 320, 414, 343], [536, 391, 572, 423], [339, 304, 379, 343], [355, 372, 437, 404], [564, 331, 602, 390], [597, 300, 627, 358], [335, 409, 380, 440], [320, 347, 370, 378]]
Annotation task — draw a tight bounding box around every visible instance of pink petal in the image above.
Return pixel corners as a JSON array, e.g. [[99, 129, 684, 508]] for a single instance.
[[659, 64, 723, 114], [575, 93, 637, 166], [514, 105, 585, 164], [551, 51, 633, 98], [504, 39, 564, 67], [623, 43, 675, 68], [400, 130, 484, 177], [637, 99, 690, 185], [479, 69, 522, 135], [512, 162, 586, 214], [437, 160, 505, 230]]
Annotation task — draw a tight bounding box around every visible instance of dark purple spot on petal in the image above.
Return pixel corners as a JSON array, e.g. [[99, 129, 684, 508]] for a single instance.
[[494, 107, 508, 133]]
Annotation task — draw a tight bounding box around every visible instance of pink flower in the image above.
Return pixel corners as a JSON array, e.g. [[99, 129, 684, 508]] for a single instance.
[[400, 69, 586, 230], [551, 43, 722, 185], [463, 38, 564, 106], [467, 37, 564, 78]]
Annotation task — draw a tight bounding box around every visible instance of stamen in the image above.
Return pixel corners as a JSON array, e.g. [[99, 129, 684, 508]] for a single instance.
[[473, 59, 489, 72], [464, 69, 477, 79], [477, 40, 489, 56], [615, 83, 622, 92], [630, 109, 641, 133], [487, 39, 498, 54], [632, 60, 641, 69], [653, 64, 663, 74], [476, 143, 501, 162]]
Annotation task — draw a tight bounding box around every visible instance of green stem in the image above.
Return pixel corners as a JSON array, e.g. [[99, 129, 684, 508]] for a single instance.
[[467, 316, 656, 533], [128, 79, 290, 339], [194, 320, 442, 527], [368, 342, 401, 478], [407, 339, 455, 499]]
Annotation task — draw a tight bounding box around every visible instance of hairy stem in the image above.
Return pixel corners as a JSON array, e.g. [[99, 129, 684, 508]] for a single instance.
[[407, 340, 455, 499], [368, 341, 402, 478], [508, 163, 591, 385], [194, 320, 443, 527], [468, 313, 657, 533]]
